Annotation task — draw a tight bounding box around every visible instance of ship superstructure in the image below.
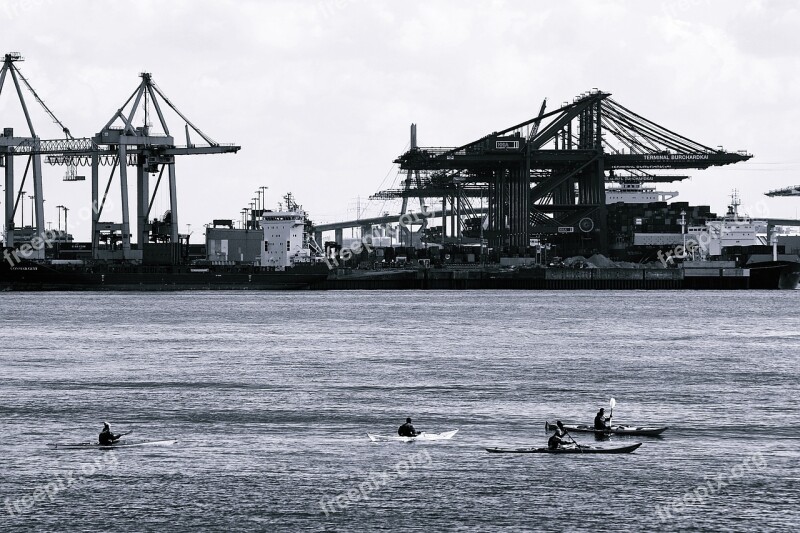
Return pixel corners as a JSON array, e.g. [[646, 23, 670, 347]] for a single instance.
[[606, 182, 678, 204], [688, 192, 767, 259], [260, 210, 313, 269]]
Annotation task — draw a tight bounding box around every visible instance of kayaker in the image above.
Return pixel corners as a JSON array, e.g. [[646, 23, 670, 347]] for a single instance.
[[594, 408, 610, 430], [99, 422, 121, 445], [398, 417, 419, 437], [548, 426, 567, 450]]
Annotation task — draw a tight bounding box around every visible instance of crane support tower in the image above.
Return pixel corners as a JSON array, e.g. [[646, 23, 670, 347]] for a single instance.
[[0, 52, 54, 255]]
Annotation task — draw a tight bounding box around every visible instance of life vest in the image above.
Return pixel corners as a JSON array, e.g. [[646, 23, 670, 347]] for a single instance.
[[398, 423, 415, 437]]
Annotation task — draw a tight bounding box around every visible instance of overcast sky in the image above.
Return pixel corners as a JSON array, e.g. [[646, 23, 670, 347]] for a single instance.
[[3, 0, 800, 240]]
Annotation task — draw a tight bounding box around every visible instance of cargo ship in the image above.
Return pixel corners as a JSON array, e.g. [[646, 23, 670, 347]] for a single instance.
[[1, 208, 329, 291], [312, 191, 800, 291], [317, 260, 798, 290], [0, 261, 327, 291]]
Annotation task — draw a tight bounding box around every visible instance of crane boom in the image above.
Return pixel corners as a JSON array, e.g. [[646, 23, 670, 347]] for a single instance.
[[527, 98, 547, 144], [13, 63, 73, 139]]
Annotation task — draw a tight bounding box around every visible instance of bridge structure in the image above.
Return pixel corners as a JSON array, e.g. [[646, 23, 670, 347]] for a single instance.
[[377, 90, 751, 256], [314, 206, 488, 248]]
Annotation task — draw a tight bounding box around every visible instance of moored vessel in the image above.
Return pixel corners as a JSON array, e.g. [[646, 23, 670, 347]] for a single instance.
[[1, 204, 329, 291]]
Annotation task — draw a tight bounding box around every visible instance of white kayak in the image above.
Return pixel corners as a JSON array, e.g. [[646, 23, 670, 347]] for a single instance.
[[368, 430, 459, 442], [52, 439, 178, 449]]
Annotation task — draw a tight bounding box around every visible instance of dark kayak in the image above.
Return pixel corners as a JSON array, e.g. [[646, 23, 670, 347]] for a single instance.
[[546, 421, 667, 437], [485, 442, 642, 454], [52, 440, 177, 449]]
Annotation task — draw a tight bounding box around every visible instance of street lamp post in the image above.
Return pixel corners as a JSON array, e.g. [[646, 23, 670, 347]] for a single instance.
[[20, 190, 26, 228], [56, 205, 68, 235], [56, 205, 64, 231]]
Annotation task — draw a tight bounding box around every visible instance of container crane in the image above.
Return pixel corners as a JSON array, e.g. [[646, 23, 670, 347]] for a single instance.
[[1, 53, 240, 264]]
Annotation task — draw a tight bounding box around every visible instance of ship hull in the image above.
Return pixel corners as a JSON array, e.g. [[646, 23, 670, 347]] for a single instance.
[[4, 261, 796, 291], [0, 262, 328, 291], [317, 264, 796, 290], [746, 260, 800, 290]]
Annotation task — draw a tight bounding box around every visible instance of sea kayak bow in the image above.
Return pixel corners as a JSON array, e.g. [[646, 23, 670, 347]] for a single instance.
[[486, 442, 642, 454], [52, 440, 178, 449], [546, 421, 667, 437], [368, 430, 458, 442]]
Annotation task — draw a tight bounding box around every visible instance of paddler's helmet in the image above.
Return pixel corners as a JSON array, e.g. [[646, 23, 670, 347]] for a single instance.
[[599, 408, 605, 413], [556, 420, 564, 429], [103, 422, 110, 429], [406, 417, 412, 423]]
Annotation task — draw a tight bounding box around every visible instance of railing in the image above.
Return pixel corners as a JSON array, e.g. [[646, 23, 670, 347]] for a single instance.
[[13, 137, 97, 154]]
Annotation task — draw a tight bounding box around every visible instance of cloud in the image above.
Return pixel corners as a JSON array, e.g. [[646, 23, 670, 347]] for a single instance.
[[3, 0, 800, 238]]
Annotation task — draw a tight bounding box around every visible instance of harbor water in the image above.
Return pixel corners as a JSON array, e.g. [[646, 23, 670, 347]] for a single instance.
[[1, 291, 798, 532]]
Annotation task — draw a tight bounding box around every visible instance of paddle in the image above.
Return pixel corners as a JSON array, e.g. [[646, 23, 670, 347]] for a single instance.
[[562, 428, 582, 451], [609, 398, 616, 428], [111, 430, 133, 444], [549, 421, 583, 453]]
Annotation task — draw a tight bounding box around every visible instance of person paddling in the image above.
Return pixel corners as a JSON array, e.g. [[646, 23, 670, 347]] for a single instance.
[[548, 424, 567, 450], [594, 408, 610, 431], [398, 417, 420, 437], [99, 422, 121, 445]]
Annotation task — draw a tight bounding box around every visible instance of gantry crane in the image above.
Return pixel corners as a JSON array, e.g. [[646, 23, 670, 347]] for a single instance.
[[385, 90, 751, 255], [1, 52, 240, 262], [766, 185, 800, 197]]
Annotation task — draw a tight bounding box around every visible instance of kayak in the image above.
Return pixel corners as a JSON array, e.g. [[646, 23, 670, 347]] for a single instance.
[[52, 440, 178, 449], [368, 430, 458, 442], [546, 421, 667, 437], [486, 442, 642, 454]]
